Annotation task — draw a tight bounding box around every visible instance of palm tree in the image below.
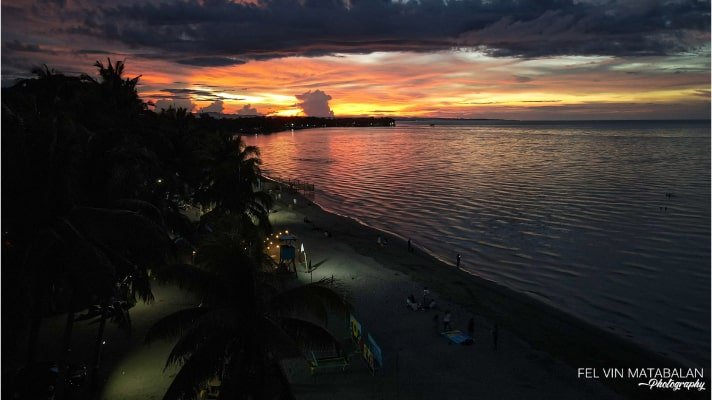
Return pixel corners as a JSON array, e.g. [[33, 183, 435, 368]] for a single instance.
[[89, 58, 145, 116], [147, 220, 349, 400], [194, 133, 273, 235], [2, 62, 172, 398]]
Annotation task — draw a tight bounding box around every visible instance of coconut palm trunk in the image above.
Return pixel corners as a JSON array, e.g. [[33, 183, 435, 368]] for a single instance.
[[57, 289, 77, 400], [90, 301, 108, 394]]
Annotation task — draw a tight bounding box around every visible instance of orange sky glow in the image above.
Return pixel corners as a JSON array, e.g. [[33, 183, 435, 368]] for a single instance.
[[3, 0, 709, 120], [127, 50, 710, 119]]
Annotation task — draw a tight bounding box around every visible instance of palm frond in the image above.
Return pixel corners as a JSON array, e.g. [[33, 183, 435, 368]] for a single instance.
[[280, 316, 343, 355], [53, 218, 116, 295], [259, 316, 302, 359], [110, 198, 165, 226], [89, 240, 154, 303], [271, 278, 351, 326], [129, 267, 155, 303], [161, 333, 235, 400], [68, 206, 168, 265], [164, 311, 240, 369], [153, 264, 231, 305], [145, 306, 213, 344]]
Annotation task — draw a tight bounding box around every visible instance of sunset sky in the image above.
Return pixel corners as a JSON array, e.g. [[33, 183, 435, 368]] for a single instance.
[[2, 0, 710, 119]]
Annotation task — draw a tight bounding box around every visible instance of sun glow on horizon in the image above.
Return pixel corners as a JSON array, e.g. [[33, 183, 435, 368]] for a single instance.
[[131, 50, 709, 119]]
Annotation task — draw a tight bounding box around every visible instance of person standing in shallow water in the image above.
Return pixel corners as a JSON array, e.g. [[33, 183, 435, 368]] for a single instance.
[[456, 253, 461, 268]]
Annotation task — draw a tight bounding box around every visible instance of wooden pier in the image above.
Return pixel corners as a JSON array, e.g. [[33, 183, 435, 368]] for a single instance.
[[265, 175, 315, 192]]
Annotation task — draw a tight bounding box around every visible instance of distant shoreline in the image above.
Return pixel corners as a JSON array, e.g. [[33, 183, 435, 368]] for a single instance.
[[396, 118, 711, 123]]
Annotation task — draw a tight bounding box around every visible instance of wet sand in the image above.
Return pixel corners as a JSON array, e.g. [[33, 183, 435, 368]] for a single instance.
[[271, 185, 707, 400]]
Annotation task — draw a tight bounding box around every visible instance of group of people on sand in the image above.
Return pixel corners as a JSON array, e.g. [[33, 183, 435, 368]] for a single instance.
[[407, 286, 500, 350], [406, 287, 437, 311], [377, 235, 389, 247]]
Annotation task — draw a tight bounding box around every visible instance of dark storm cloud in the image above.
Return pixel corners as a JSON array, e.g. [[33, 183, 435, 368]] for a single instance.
[[4, 40, 44, 53], [175, 57, 247, 67], [40, 0, 707, 64], [161, 88, 215, 97], [76, 49, 114, 54], [160, 88, 231, 101]]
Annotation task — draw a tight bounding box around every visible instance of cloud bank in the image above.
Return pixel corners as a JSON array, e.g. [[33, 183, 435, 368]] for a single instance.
[[296, 90, 334, 117], [3, 0, 709, 71], [154, 98, 195, 112], [235, 104, 260, 116], [199, 99, 225, 113]]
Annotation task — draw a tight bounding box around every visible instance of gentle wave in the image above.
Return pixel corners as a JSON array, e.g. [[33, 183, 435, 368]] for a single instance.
[[248, 121, 711, 367]]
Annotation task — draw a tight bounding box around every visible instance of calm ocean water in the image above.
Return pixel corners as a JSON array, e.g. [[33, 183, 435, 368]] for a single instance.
[[247, 120, 710, 366]]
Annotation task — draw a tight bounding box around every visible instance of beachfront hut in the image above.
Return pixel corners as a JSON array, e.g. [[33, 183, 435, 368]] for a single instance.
[[279, 234, 298, 273]]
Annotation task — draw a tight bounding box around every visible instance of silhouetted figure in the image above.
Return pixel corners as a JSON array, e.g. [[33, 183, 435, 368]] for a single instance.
[[407, 238, 412, 252], [423, 287, 430, 304], [443, 311, 452, 331], [456, 253, 461, 268], [467, 317, 475, 337], [492, 324, 499, 351]]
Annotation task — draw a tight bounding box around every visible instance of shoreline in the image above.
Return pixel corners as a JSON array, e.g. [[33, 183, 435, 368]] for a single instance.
[[268, 181, 708, 399], [308, 193, 703, 366]]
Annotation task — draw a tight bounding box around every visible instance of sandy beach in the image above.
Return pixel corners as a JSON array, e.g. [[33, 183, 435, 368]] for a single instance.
[[268, 184, 707, 400], [270, 194, 616, 400], [17, 185, 703, 400]]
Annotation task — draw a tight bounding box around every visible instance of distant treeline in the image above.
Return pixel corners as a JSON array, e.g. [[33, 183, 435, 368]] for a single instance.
[[194, 114, 396, 134]]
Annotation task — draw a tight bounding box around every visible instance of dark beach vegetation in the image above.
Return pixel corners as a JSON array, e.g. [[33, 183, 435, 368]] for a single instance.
[[196, 114, 395, 134], [2, 60, 350, 400]]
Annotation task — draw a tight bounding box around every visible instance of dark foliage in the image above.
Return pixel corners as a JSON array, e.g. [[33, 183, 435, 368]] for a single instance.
[[2, 60, 351, 400]]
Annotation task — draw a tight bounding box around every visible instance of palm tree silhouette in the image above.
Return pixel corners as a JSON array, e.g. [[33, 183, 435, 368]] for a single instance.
[[3, 61, 170, 398], [148, 223, 350, 400], [194, 134, 273, 236]]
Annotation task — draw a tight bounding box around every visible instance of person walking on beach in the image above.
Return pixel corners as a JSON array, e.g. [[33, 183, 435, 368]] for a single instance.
[[408, 238, 412, 252], [423, 287, 430, 305], [377, 235, 383, 247], [443, 311, 452, 332], [492, 324, 499, 351], [467, 317, 475, 337], [456, 253, 461, 268]]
